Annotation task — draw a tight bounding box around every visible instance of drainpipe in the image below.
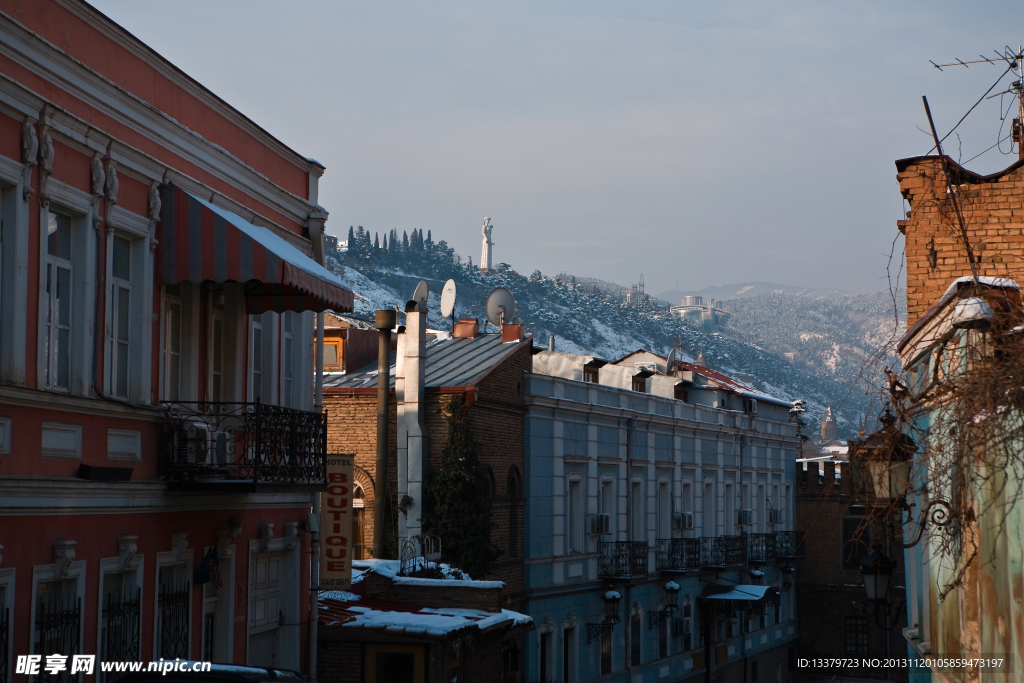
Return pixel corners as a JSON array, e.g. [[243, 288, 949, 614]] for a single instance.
[[372, 310, 396, 558], [308, 511, 320, 682], [315, 313, 324, 409]]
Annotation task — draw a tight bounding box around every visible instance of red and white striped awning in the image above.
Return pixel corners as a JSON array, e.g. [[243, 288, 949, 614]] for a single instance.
[[156, 183, 353, 314]]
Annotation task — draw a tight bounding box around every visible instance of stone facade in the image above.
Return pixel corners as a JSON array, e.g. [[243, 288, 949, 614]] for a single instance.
[[896, 155, 1024, 325]]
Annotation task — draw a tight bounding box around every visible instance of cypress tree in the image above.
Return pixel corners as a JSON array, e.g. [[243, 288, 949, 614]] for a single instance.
[[347, 226, 355, 250], [374, 232, 380, 251], [423, 395, 501, 578], [403, 230, 410, 250], [382, 233, 388, 254]]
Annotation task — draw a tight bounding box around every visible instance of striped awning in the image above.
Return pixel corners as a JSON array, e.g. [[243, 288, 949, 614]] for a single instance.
[[156, 183, 353, 314]]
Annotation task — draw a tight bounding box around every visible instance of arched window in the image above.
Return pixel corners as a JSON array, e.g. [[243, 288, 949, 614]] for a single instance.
[[353, 485, 365, 560]]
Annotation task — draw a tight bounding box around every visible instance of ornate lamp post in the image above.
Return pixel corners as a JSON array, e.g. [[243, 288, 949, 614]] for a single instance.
[[588, 589, 622, 643]]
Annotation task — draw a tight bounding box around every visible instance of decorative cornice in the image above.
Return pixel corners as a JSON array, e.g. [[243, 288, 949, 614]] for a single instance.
[[170, 531, 188, 564], [20, 115, 36, 200], [258, 522, 274, 552], [284, 521, 299, 550], [117, 534, 140, 572]]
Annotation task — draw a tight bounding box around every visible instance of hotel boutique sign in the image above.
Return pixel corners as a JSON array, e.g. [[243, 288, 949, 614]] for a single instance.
[[321, 455, 354, 589]]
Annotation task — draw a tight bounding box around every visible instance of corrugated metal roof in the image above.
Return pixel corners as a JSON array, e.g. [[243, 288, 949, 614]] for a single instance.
[[324, 333, 527, 389]]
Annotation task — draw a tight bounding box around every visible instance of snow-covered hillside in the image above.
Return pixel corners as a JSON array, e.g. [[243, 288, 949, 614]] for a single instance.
[[327, 239, 896, 438]]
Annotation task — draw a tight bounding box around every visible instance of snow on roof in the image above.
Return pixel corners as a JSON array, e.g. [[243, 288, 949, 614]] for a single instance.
[[943, 276, 1020, 296], [319, 596, 532, 637], [703, 585, 773, 601], [351, 559, 505, 589]]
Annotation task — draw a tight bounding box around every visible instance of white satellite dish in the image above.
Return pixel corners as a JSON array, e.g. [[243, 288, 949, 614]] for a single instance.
[[485, 288, 516, 328], [665, 348, 677, 375], [412, 279, 429, 305], [440, 279, 457, 318]]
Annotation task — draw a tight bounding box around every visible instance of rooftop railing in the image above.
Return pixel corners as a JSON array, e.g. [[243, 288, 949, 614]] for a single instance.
[[655, 538, 701, 573]]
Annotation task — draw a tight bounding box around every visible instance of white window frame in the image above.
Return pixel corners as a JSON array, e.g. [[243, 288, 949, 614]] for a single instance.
[[249, 317, 264, 403], [246, 535, 300, 668], [162, 286, 183, 402], [108, 233, 132, 399], [103, 207, 152, 403], [0, 157, 28, 385], [600, 478, 616, 539], [153, 548, 193, 660], [200, 544, 234, 661], [30, 560, 87, 658], [657, 479, 671, 539], [280, 311, 294, 408], [43, 209, 74, 392], [96, 557, 144, 678], [209, 301, 225, 403]]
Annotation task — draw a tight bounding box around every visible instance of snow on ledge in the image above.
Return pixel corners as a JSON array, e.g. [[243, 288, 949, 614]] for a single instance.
[[944, 276, 1020, 295], [352, 558, 505, 589]]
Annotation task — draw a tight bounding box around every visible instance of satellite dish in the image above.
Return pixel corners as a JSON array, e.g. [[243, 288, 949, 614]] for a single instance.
[[412, 279, 429, 304], [440, 279, 457, 318], [665, 348, 676, 375], [485, 288, 516, 328]]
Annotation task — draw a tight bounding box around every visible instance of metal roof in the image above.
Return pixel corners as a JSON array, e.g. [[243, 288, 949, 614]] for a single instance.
[[324, 333, 528, 390]]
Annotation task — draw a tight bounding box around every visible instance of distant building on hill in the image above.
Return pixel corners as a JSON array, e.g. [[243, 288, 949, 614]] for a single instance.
[[671, 296, 731, 332]]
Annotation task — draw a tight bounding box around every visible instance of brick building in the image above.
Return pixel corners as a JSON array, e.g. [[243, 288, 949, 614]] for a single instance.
[[0, 0, 351, 674], [897, 155, 1024, 324], [794, 460, 907, 682], [321, 320, 532, 602]]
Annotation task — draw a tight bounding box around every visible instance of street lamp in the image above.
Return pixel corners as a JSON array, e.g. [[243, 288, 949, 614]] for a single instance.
[[664, 581, 681, 615], [588, 588, 622, 643], [780, 563, 796, 592], [859, 549, 896, 606]]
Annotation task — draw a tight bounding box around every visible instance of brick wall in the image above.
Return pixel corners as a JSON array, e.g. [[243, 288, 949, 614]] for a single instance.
[[898, 156, 1024, 324], [317, 638, 362, 683], [795, 465, 907, 682], [322, 337, 530, 603]]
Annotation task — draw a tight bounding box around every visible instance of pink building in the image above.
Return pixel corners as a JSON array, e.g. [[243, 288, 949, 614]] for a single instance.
[[0, 0, 350, 675]]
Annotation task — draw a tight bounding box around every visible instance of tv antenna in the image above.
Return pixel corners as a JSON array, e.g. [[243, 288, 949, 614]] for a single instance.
[[930, 45, 1024, 160], [485, 288, 516, 329], [664, 347, 676, 376], [439, 279, 457, 330]]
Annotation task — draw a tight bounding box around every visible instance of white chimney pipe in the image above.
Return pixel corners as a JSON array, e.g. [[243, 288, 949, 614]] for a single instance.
[[399, 301, 428, 542]]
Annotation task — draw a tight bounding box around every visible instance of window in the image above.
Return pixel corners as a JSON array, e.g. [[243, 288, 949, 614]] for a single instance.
[[323, 338, 342, 371], [100, 569, 141, 681], [583, 364, 599, 383], [163, 285, 182, 401], [600, 626, 611, 674], [156, 564, 190, 659], [657, 481, 671, 539], [540, 631, 551, 681], [109, 235, 132, 398], [34, 578, 80, 671], [281, 311, 294, 407], [630, 611, 641, 666], [842, 519, 870, 570], [209, 296, 225, 402], [562, 626, 576, 683], [751, 660, 758, 682], [353, 486, 366, 560], [725, 483, 735, 535], [682, 601, 693, 651], [632, 374, 647, 393], [703, 482, 715, 536], [844, 616, 869, 656], [567, 479, 583, 553], [44, 211, 72, 391], [364, 644, 425, 683], [250, 318, 264, 402]]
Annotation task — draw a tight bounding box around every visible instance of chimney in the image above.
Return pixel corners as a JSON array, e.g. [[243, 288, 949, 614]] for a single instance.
[[549, 335, 555, 352], [453, 318, 479, 338], [398, 300, 428, 543], [372, 309, 396, 558], [501, 323, 524, 343]]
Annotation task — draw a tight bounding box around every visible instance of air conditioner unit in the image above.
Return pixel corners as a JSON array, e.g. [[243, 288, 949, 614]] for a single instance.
[[738, 509, 754, 526], [744, 398, 758, 414], [673, 511, 694, 531], [212, 430, 231, 464], [589, 513, 611, 536], [768, 509, 783, 525], [186, 422, 210, 464]]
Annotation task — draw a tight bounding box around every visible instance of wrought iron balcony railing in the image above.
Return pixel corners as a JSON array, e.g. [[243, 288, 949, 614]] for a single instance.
[[597, 541, 649, 580], [746, 532, 778, 564], [655, 538, 701, 573], [775, 530, 802, 558], [161, 401, 327, 487], [699, 535, 746, 568]]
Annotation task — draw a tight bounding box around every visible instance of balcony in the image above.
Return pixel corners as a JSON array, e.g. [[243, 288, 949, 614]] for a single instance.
[[746, 533, 778, 564], [656, 538, 701, 573], [699, 535, 746, 568], [775, 530, 802, 558], [161, 401, 327, 491], [597, 541, 649, 581]]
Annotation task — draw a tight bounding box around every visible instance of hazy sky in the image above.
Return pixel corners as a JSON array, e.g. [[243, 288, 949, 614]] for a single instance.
[[93, 0, 1023, 295]]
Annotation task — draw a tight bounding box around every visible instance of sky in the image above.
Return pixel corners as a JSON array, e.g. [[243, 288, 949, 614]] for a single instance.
[[93, 0, 1024, 296]]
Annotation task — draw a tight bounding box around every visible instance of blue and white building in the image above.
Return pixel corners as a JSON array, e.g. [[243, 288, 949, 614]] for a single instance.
[[522, 349, 802, 683]]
